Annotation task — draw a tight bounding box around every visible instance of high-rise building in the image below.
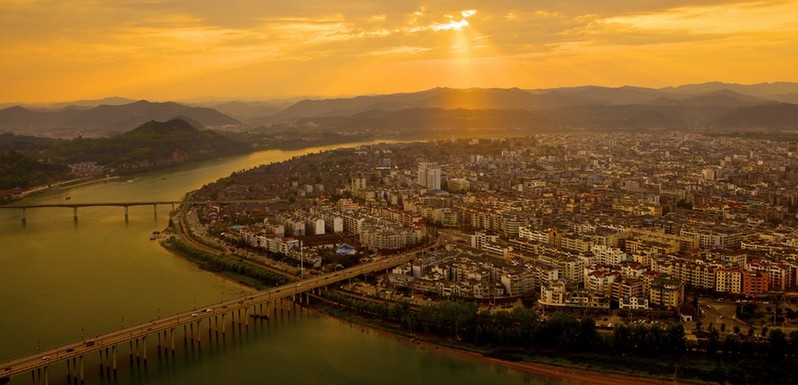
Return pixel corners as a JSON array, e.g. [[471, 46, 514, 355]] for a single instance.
[[417, 162, 441, 190]]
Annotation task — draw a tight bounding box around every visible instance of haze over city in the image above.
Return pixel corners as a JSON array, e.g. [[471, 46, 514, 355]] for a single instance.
[[3, 0, 798, 103]]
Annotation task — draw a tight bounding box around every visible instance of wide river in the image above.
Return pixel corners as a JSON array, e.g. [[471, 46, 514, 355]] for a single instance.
[[0, 143, 567, 385]]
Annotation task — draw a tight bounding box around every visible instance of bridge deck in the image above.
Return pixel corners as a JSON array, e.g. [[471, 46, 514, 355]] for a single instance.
[[0, 200, 275, 209], [1, 255, 412, 380]]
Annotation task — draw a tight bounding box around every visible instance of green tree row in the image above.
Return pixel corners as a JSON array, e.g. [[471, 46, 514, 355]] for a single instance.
[[162, 237, 290, 287], [321, 292, 798, 362]]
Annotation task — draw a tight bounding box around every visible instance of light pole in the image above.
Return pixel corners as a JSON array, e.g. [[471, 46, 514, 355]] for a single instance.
[[37, 340, 40, 353], [81, 328, 84, 340], [121, 318, 124, 329], [158, 308, 161, 319], [300, 240, 304, 279]]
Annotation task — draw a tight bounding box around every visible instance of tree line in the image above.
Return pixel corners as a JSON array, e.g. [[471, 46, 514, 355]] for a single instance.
[[320, 292, 798, 384], [162, 237, 290, 288]]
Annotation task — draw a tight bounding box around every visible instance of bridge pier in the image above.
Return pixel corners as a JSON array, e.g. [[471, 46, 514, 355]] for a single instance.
[[112, 345, 117, 371], [153, 204, 157, 217], [73, 207, 78, 220], [170, 328, 175, 352], [142, 337, 147, 361], [79, 355, 84, 382], [124, 206, 129, 219]]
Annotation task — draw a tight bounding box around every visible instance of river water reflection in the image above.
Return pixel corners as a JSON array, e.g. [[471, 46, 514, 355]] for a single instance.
[[0, 143, 566, 385]]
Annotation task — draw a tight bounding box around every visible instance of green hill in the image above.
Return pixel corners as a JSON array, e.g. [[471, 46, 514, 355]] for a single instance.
[[0, 151, 69, 190], [45, 118, 251, 173]]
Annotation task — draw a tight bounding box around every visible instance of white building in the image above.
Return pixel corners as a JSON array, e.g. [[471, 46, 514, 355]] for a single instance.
[[417, 162, 441, 190]]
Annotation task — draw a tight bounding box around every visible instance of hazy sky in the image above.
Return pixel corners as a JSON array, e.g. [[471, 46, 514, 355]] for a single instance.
[[2, 0, 797, 103]]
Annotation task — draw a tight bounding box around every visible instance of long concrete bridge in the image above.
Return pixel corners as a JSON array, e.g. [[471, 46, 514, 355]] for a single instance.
[[0, 200, 276, 222], [0, 253, 414, 384]]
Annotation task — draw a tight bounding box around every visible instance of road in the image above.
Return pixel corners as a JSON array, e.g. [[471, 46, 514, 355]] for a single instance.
[[1, 253, 413, 381]]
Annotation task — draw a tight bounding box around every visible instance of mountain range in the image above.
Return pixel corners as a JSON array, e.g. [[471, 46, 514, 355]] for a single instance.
[[0, 101, 240, 136], [2, 82, 798, 136]]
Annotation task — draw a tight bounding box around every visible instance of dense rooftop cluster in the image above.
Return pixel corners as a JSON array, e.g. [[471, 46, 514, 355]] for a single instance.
[[192, 133, 798, 316]]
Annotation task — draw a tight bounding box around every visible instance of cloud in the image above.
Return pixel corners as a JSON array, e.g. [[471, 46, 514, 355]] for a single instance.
[[367, 46, 431, 55], [2, 0, 798, 102]]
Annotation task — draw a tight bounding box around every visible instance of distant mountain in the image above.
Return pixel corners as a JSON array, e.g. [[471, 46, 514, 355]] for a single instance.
[[552, 104, 680, 129], [7, 82, 798, 136], [293, 104, 684, 136], [538, 85, 672, 105], [47, 97, 137, 110], [270, 87, 598, 122], [663, 82, 798, 97], [44, 118, 251, 172], [769, 93, 798, 104], [273, 88, 444, 120], [0, 101, 240, 135], [713, 103, 798, 129], [208, 101, 283, 120]]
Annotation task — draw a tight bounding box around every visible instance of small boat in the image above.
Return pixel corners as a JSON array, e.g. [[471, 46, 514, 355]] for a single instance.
[[149, 234, 157, 240], [249, 313, 269, 320], [65, 196, 71, 200]]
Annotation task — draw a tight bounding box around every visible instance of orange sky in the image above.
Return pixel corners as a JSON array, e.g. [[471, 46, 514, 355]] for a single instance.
[[2, 0, 798, 103]]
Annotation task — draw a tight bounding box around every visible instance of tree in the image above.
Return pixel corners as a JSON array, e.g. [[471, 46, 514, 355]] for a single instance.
[[706, 328, 720, 356], [768, 329, 788, 358], [665, 323, 686, 353], [577, 316, 599, 350], [790, 330, 798, 356]]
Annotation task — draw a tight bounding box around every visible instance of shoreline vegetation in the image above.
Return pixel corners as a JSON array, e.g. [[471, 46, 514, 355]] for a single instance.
[[310, 294, 793, 385], [314, 303, 678, 385]]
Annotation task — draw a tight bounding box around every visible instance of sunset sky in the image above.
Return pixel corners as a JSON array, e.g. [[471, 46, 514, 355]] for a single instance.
[[2, 0, 798, 103]]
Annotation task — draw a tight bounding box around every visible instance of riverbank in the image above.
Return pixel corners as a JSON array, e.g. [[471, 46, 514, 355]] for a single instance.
[[312, 302, 688, 385]]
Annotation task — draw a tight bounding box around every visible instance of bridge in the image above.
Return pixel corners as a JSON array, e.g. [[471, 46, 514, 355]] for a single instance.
[[0, 200, 276, 222], [0, 253, 415, 384]]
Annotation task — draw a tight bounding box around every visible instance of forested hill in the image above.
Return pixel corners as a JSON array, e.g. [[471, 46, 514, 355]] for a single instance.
[[0, 151, 69, 190], [44, 118, 251, 173]]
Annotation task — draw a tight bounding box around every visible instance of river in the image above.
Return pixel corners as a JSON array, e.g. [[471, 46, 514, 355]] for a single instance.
[[0, 143, 566, 385]]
